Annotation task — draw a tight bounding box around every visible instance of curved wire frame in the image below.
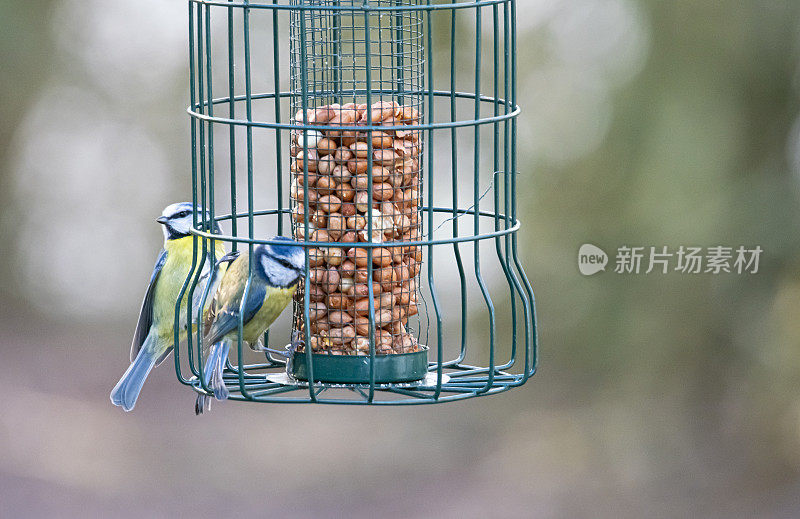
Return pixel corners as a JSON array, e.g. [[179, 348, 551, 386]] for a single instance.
[[175, 0, 537, 404]]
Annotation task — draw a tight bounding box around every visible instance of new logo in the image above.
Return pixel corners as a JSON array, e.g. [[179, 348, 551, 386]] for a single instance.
[[578, 244, 608, 276]]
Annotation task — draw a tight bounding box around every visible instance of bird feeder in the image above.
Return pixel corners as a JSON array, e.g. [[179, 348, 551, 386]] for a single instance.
[[180, 0, 537, 404]]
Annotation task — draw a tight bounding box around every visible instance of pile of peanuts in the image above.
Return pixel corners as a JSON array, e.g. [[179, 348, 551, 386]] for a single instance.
[[290, 100, 423, 355]]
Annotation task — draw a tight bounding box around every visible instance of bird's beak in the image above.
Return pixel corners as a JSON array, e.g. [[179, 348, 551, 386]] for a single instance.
[[156, 216, 169, 224]]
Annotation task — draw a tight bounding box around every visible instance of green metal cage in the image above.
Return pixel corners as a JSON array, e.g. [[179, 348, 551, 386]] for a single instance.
[[178, 0, 537, 405]]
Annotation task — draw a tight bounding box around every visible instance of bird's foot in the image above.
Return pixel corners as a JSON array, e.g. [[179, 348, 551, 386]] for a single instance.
[[283, 330, 305, 379], [261, 332, 304, 359], [288, 329, 304, 356], [263, 347, 290, 358]]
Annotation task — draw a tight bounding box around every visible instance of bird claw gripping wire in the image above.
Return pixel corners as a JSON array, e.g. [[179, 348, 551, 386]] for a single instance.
[[282, 330, 304, 378], [288, 329, 303, 356], [259, 329, 303, 359]]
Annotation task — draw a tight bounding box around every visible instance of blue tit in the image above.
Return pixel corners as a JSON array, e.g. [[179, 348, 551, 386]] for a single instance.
[[110, 202, 227, 412], [198, 238, 305, 409]]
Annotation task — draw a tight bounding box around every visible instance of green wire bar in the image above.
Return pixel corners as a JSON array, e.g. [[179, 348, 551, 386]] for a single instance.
[[179, 0, 537, 405]]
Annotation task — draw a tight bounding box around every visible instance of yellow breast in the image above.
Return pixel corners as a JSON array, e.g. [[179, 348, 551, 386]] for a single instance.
[[242, 285, 297, 344], [153, 237, 226, 341]]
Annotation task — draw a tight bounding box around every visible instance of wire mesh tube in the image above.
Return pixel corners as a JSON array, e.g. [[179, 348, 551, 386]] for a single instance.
[[289, 0, 425, 358]]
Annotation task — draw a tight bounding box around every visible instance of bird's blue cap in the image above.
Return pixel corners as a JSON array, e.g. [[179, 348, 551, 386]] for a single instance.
[[268, 236, 302, 256], [265, 236, 305, 272]]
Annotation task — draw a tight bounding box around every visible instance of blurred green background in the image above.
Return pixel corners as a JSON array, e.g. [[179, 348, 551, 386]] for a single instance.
[[2, 1, 800, 517]]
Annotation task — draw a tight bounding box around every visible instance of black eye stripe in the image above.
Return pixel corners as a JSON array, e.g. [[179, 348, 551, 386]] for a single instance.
[[272, 256, 301, 271]]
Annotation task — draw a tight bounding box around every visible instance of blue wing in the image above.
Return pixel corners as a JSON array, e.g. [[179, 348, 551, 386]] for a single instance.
[[204, 282, 267, 345], [130, 249, 168, 361]]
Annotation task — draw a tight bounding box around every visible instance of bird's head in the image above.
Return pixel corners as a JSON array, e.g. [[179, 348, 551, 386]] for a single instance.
[[255, 237, 306, 288], [156, 202, 218, 241]]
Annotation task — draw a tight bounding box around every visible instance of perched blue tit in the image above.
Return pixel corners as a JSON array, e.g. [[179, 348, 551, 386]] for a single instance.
[[199, 238, 305, 408], [110, 202, 227, 412]]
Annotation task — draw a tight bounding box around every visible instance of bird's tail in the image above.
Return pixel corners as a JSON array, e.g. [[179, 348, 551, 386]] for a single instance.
[[110, 347, 158, 412], [203, 341, 230, 401]]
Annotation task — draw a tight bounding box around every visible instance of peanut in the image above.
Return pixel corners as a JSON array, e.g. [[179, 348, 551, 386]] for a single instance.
[[317, 195, 341, 213], [371, 131, 394, 149], [354, 337, 370, 355], [347, 158, 369, 175], [322, 247, 343, 266], [371, 166, 391, 183], [373, 149, 398, 166], [317, 138, 338, 156], [310, 211, 327, 229], [327, 325, 356, 345], [349, 247, 369, 268], [331, 164, 352, 184], [372, 182, 394, 201], [334, 147, 354, 164], [350, 141, 370, 159], [351, 174, 371, 191], [314, 106, 336, 124], [295, 149, 319, 172], [340, 202, 357, 217], [315, 175, 337, 195], [308, 283, 326, 303], [337, 182, 355, 202], [316, 155, 337, 175], [340, 231, 358, 243], [308, 301, 327, 322], [373, 247, 393, 267], [340, 260, 357, 278], [353, 316, 369, 336], [326, 293, 353, 310], [322, 267, 341, 293], [354, 191, 371, 212], [362, 101, 396, 124], [326, 212, 346, 240], [308, 248, 325, 267], [327, 311, 353, 326]]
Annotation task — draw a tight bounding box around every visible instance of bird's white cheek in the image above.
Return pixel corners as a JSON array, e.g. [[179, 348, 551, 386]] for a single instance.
[[173, 218, 195, 235]]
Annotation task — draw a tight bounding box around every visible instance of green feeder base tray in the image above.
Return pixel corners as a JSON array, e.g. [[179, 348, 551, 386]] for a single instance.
[[291, 346, 429, 384]]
